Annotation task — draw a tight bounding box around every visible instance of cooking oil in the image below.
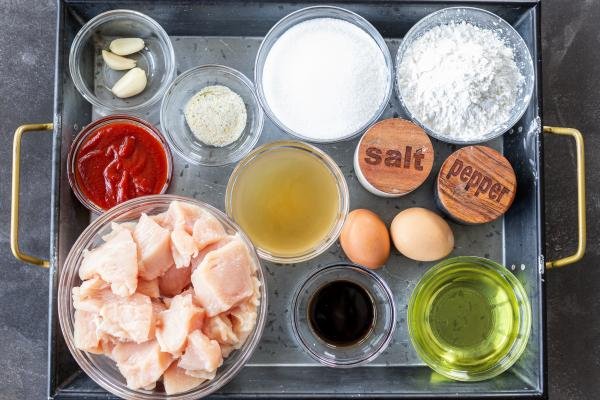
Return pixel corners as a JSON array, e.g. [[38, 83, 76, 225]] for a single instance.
[[408, 257, 531, 380], [229, 145, 340, 257]]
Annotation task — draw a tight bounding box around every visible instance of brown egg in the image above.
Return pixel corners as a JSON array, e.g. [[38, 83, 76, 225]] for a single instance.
[[340, 209, 390, 269], [390, 207, 454, 261]]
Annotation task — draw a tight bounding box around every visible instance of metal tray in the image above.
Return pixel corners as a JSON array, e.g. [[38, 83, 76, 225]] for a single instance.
[[9, 0, 585, 398]]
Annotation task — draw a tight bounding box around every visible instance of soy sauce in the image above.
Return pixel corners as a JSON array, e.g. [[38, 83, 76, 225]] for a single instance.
[[308, 280, 375, 346]]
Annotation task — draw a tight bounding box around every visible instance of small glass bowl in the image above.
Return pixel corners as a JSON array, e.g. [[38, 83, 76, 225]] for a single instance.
[[291, 264, 396, 368], [57, 195, 268, 400], [225, 141, 349, 264], [407, 256, 532, 381], [69, 9, 176, 113], [66, 115, 173, 214], [160, 65, 264, 166], [254, 6, 393, 143], [395, 7, 535, 144]]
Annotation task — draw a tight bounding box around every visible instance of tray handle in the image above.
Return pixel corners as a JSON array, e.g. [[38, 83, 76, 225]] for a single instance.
[[11, 123, 54, 268], [543, 126, 586, 269]]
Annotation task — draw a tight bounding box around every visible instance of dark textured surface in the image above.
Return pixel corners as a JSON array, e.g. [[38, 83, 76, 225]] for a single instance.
[[0, 0, 597, 399]]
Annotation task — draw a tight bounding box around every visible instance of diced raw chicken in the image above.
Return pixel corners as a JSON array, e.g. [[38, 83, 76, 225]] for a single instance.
[[73, 282, 118, 313], [163, 363, 205, 395], [192, 212, 227, 250], [133, 213, 174, 280], [99, 292, 154, 343], [150, 212, 170, 228], [191, 240, 254, 316], [73, 310, 103, 354], [159, 263, 192, 297], [228, 301, 258, 346], [191, 236, 235, 272], [137, 278, 160, 298], [202, 314, 238, 346], [156, 294, 204, 356], [79, 228, 138, 297], [112, 340, 172, 390], [184, 368, 216, 380], [171, 228, 198, 268], [178, 330, 223, 376], [101, 221, 137, 242], [165, 201, 205, 233]]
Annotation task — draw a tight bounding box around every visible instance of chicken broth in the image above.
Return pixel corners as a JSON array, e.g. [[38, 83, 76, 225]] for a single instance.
[[230, 147, 340, 257]]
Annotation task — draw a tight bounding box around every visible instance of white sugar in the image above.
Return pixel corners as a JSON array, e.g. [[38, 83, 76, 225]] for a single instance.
[[262, 18, 389, 141]]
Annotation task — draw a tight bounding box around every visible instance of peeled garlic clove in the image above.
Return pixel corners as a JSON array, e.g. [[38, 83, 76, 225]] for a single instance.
[[109, 38, 145, 56], [112, 67, 147, 98], [102, 50, 136, 70]]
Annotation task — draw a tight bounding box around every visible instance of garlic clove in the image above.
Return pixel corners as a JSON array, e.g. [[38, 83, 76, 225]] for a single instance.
[[111, 67, 147, 98], [102, 50, 136, 70], [109, 38, 145, 56]]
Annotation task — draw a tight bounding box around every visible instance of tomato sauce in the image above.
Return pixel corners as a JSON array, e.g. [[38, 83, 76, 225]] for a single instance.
[[74, 121, 170, 210]]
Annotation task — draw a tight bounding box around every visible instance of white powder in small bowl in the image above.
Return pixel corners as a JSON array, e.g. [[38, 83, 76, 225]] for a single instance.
[[397, 21, 524, 141], [184, 85, 247, 147], [262, 18, 389, 141]]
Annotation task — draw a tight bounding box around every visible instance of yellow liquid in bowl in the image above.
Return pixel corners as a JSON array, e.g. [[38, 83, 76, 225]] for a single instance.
[[230, 147, 340, 257]]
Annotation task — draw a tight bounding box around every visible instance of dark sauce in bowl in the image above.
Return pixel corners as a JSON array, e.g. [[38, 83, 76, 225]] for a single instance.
[[308, 280, 375, 346]]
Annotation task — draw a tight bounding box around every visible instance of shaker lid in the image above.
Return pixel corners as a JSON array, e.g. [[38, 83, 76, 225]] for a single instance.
[[356, 118, 434, 196], [437, 145, 517, 224]]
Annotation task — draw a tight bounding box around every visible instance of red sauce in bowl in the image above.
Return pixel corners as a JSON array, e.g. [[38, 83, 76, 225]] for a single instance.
[[70, 116, 171, 212]]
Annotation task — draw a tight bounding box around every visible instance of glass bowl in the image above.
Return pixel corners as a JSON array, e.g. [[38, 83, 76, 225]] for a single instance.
[[254, 6, 393, 143], [407, 256, 532, 381], [57, 195, 268, 400], [225, 141, 349, 264], [160, 65, 264, 166], [291, 264, 396, 367], [395, 7, 535, 144], [66, 115, 173, 214], [69, 9, 176, 113]]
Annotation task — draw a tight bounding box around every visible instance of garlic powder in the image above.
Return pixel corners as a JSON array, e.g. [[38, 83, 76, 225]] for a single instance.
[[184, 85, 247, 147]]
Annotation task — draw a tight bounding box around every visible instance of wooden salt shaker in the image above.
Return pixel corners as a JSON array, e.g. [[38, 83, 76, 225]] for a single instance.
[[436, 146, 517, 224], [354, 118, 434, 197]]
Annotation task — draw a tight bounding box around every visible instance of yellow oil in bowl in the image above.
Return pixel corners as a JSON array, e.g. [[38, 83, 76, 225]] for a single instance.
[[408, 256, 531, 381]]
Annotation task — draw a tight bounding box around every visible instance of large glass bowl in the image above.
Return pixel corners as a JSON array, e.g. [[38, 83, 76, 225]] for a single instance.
[[407, 256, 531, 381], [254, 6, 393, 143], [395, 7, 535, 144], [69, 9, 176, 114], [160, 65, 264, 166], [57, 195, 268, 400]]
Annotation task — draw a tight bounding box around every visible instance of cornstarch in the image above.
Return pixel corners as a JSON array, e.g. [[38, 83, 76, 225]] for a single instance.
[[397, 22, 524, 140]]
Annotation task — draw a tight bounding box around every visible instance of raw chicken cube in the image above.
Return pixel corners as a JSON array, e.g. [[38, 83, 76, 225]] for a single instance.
[[156, 293, 204, 356], [228, 301, 258, 346], [137, 278, 160, 298], [192, 212, 227, 250], [101, 221, 136, 242], [171, 228, 198, 268], [99, 292, 154, 343], [184, 369, 216, 380], [191, 239, 254, 316], [178, 330, 223, 375], [158, 263, 192, 297], [72, 281, 118, 314], [191, 236, 235, 273], [133, 213, 174, 280], [73, 310, 103, 354], [79, 228, 138, 297], [112, 340, 172, 390], [202, 314, 238, 345], [163, 363, 205, 395], [165, 201, 205, 233]]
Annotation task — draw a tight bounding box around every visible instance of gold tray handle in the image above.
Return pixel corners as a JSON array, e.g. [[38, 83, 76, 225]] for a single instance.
[[543, 126, 586, 269], [11, 123, 54, 268]]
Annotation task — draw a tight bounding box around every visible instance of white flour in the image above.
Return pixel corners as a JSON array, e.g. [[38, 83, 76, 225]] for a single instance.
[[262, 18, 389, 140], [397, 22, 524, 140]]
